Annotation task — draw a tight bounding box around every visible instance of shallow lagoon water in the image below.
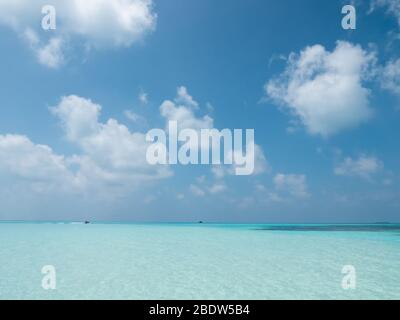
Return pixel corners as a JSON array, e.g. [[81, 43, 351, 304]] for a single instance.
[[0, 223, 399, 300]]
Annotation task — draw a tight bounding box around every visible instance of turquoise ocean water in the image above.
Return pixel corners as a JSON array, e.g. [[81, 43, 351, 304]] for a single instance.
[[0, 222, 399, 300]]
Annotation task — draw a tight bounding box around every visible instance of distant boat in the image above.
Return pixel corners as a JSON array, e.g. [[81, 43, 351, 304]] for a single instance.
[[198, 221, 203, 224], [84, 221, 90, 224]]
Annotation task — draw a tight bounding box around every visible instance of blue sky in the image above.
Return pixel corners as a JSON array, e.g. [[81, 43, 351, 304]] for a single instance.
[[0, 0, 399, 222]]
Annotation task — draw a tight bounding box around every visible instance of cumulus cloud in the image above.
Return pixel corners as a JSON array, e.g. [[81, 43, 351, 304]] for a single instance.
[[160, 87, 269, 177], [274, 174, 310, 199], [36, 37, 64, 68], [334, 154, 384, 179], [231, 143, 270, 176], [159, 87, 269, 196], [211, 144, 270, 179], [0, 134, 74, 184], [0, 88, 271, 214], [50, 95, 101, 141], [0, 0, 157, 67], [0, 94, 172, 198], [50, 95, 171, 184], [174, 86, 199, 109], [160, 87, 213, 132], [23, 27, 65, 68], [265, 41, 376, 136], [160, 87, 217, 168]]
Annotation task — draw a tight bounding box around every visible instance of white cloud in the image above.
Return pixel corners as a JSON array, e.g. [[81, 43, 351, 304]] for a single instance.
[[0, 94, 171, 199], [334, 154, 384, 179], [0, 95, 174, 199], [50, 95, 171, 185], [174, 86, 199, 109], [62, 0, 156, 47], [233, 143, 270, 175], [381, 58, 400, 95], [124, 110, 146, 124], [37, 37, 64, 69], [211, 166, 226, 179], [0, 94, 173, 199], [160, 86, 269, 178], [50, 95, 101, 141], [274, 173, 310, 199], [206, 102, 214, 112], [160, 99, 213, 131], [160, 87, 213, 132], [255, 183, 283, 203], [0, 134, 71, 182], [370, 0, 400, 25], [189, 182, 226, 196], [23, 28, 64, 68], [209, 183, 227, 194], [266, 41, 375, 136], [23, 27, 39, 46], [138, 90, 148, 105], [0, 0, 157, 67], [0, 88, 271, 210], [189, 184, 205, 197], [211, 144, 270, 179], [0, 134, 87, 197]]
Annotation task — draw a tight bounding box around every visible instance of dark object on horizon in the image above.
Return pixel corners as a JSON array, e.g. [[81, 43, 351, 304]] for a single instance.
[[84, 221, 90, 224], [198, 221, 203, 224], [255, 224, 400, 233]]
